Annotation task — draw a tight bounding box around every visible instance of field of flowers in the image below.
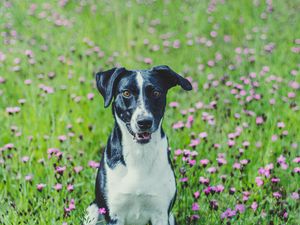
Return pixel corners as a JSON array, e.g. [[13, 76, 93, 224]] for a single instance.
[[0, 0, 299, 224]]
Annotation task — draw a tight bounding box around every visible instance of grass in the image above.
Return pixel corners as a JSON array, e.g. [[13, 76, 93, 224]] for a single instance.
[[0, 0, 299, 224]]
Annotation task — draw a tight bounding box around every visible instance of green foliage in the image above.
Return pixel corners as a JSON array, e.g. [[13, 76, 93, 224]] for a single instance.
[[0, 0, 299, 224]]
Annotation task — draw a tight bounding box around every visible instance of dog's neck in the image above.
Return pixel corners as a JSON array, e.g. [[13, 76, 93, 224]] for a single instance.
[[108, 114, 167, 169]]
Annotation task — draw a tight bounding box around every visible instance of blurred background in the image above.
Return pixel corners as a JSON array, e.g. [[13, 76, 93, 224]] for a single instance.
[[0, 0, 299, 224]]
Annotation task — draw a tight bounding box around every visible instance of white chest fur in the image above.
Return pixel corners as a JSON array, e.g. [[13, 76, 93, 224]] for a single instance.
[[105, 117, 176, 225]]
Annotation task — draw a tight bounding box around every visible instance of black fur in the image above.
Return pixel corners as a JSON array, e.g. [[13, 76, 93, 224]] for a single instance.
[[105, 123, 126, 169], [151, 65, 192, 91], [95, 152, 110, 222], [96, 67, 128, 108]]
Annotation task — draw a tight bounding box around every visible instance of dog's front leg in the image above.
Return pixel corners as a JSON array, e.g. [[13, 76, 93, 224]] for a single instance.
[[168, 213, 176, 225]]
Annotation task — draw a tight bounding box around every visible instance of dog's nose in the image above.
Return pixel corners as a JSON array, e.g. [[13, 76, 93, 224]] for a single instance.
[[137, 117, 153, 130]]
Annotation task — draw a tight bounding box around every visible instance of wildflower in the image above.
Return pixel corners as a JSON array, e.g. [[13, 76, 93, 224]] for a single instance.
[[199, 177, 210, 185], [217, 157, 227, 166], [200, 159, 209, 167], [58, 135, 67, 142], [269, 132, 277, 141], [277, 155, 286, 164], [273, 192, 282, 198], [255, 177, 264, 186], [240, 159, 249, 165], [21, 156, 29, 163], [293, 157, 300, 163], [193, 191, 200, 199], [242, 141, 250, 148], [271, 177, 280, 183], [87, 93, 94, 100], [65, 199, 75, 212], [18, 99, 26, 104], [287, 92, 295, 98], [183, 149, 191, 157], [143, 58, 152, 64], [290, 192, 299, 200], [251, 202, 258, 211], [190, 151, 198, 157], [67, 184, 74, 192], [269, 98, 276, 104], [195, 101, 204, 109], [180, 177, 188, 183], [53, 183, 62, 191], [228, 140, 235, 147], [169, 102, 179, 108], [207, 167, 217, 174], [191, 215, 200, 220], [277, 122, 285, 128], [242, 191, 251, 202], [215, 185, 224, 193], [25, 174, 33, 181], [229, 187, 236, 195], [37, 183, 46, 191], [88, 161, 100, 168], [99, 208, 106, 214], [221, 208, 236, 219], [192, 203, 199, 211], [174, 149, 182, 156], [293, 167, 300, 173], [280, 163, 288, 170], [172, 121, 184, 130], [256, 116, 264, 125], [0, 77, 6, 83], [56, 166, 66, 175], [210, 200, 218, 210], [235, 204, 245, 213], [6, 107, 21, 115], [203, 187, 213, 195], [189, 139, 200, 147], [213, 143, 221, 149]]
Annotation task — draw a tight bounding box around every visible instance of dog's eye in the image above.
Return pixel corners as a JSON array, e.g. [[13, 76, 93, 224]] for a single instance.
[[152, 90, 161, 98], [122, 90, 131, 97]]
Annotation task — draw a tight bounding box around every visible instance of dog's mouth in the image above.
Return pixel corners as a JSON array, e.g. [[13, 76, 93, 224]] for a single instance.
[[135, 132, 151, 142], [126, 124, 152, 144]]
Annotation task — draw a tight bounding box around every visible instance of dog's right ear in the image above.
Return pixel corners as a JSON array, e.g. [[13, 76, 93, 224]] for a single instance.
[[95, 67, 126, 108], [151, 65, 192, 91]]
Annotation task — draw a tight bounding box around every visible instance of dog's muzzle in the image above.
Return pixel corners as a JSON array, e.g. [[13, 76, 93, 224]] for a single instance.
[[126, 116, 154, 144]]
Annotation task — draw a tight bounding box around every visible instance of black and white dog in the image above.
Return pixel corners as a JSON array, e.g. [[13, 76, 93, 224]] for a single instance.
[[84, 65, 192, 225]]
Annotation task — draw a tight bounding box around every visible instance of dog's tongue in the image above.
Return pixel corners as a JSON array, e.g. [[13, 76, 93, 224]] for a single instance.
[[136, 132, 151, 141]]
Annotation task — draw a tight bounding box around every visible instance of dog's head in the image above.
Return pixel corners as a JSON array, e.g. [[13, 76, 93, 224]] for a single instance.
[[96, 65, 192, 144]]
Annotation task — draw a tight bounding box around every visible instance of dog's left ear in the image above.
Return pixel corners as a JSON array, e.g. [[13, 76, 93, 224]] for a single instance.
[[95, 67, 126, 108], [151, 65, 192, 91]]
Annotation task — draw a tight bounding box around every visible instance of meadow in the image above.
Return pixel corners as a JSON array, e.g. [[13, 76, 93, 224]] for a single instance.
[[0, 0, 299, 224]]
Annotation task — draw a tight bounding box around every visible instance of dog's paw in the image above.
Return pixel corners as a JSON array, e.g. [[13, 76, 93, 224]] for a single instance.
[[169, 213, 176, 225], [83, 203, 105, 225]]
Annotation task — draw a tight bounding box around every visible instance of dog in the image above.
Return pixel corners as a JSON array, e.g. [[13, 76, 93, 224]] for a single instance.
[[84, 65, 192, 225]]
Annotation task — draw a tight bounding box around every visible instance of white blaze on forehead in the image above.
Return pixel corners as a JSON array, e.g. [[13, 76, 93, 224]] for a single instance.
[[136, 71, 146, 111], [136, 71, 151, 115], [130, 71, 151, 132]]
